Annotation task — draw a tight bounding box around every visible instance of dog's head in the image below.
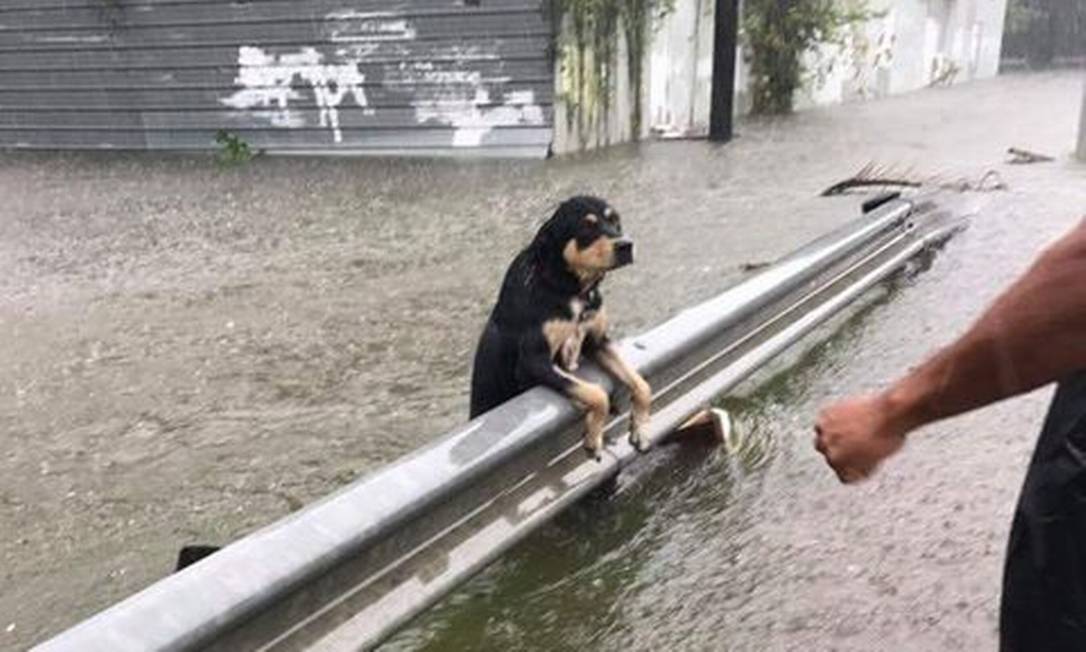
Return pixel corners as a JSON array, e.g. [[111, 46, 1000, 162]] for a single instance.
[[533, 196, 633, 285]]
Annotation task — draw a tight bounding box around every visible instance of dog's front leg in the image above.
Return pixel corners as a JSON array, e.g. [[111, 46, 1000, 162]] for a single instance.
[[591, 342, 652, 452], [558, 370, 610, 457], [517, 334, 610, 459]]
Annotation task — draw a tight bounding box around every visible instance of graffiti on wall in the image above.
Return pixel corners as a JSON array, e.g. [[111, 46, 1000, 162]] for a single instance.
[[220, 46, 373, 143], [326, 9, 418, 43], [220, 10, 545, 147], [401, 62, 546, 147]]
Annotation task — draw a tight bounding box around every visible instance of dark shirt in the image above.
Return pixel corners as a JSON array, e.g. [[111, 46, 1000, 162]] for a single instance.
[[1001, 371, 1086, 652]]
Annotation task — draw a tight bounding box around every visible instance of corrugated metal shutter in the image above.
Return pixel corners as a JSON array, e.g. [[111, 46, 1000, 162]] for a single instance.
[[0, 0, 554, 157]]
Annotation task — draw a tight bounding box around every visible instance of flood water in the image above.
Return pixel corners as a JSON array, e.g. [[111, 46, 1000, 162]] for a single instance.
[[385, 73, 1086, 651], [1, 72, 1084, 649]]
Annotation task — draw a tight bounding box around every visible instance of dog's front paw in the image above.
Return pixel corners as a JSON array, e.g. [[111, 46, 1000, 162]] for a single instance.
[[583, 432, 605, 461], [628, 375, 652, 453], [628, 424, 651, 453], [583, 426, 605, 461], [579, 390, 608, 461]]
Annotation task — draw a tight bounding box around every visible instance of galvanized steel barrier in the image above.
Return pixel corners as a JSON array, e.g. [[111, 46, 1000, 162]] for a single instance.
[[35, 193, 970, 652]]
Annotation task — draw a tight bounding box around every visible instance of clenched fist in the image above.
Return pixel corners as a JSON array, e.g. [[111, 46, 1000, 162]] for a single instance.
[[814, 393, 909, 483]]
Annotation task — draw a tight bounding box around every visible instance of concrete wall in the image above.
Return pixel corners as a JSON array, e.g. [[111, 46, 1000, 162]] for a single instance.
[[796, 0, 1009, 110], [647, 0, 716, 138], [646, 0, 1009, 137], [551, 13, 652, 155]]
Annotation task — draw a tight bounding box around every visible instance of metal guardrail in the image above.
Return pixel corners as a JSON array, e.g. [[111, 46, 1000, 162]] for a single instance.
[[35, 193, 970, 652]]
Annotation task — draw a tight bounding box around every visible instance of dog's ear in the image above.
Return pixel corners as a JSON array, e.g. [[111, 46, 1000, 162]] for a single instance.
[[532, 217, 552, 249], [532, 201, 571, 256]]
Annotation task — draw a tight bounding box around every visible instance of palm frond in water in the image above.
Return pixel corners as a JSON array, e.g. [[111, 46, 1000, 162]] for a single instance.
[[821, 163, 924, 196], [822, 162, 1007, 196]]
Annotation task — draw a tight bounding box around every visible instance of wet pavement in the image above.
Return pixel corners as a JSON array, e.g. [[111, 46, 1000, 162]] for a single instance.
[[2, 71, 1085, 650]]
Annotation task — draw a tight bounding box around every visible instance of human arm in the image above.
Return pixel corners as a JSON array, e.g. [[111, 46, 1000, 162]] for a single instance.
[[815, 218, 1086, 483]]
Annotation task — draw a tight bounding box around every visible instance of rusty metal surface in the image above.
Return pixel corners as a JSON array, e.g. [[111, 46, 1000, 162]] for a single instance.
[[0, 0, 554, 155]]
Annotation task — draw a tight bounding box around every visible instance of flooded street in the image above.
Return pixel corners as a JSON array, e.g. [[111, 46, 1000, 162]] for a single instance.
[[2, 71, 1085, 649]]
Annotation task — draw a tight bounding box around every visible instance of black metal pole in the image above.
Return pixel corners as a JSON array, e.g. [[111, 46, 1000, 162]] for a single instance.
[[708, 0, 740, 142]]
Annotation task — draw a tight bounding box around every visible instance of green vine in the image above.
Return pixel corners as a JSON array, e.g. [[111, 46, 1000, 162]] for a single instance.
[[553, 0, 673, 146], [621, 0, 652, 137], [742, 0, 881, 115]]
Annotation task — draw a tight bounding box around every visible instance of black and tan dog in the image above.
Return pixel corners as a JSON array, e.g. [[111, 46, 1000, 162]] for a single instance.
[[470, 196, 652, 456], [175, 197, 651, 571]]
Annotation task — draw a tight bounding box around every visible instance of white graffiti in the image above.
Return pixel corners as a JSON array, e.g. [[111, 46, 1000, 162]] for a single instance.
[[220, 13, 544, 149], [220, 46, 373, 143], [416, 87, 546, 147], [327, 10, 417, 43], [403, 63, 545, 147]]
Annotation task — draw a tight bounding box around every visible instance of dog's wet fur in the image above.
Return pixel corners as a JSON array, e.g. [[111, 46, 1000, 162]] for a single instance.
[[470, 195, 653, 457], [175, 544, 219, 571]]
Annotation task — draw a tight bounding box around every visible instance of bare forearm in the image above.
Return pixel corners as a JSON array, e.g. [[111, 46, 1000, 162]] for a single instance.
[[885, 220, 1086, 434]]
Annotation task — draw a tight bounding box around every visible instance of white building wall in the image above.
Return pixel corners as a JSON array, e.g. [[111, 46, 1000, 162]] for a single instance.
[[648, 0, 1009, 136], [552, 13, 651, 155], [648, 0, 716, 137]]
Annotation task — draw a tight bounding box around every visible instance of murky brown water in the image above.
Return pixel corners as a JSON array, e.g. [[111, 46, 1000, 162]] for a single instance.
[[2, 71, 1084, 650]]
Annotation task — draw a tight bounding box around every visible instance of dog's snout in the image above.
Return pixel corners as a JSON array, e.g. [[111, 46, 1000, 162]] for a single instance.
[[613, 238, 634, 267]]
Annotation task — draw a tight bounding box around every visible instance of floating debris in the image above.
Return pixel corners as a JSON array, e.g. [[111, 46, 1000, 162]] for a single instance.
[[739, 261, 772, 272], [1007, 147, 1054, 164], [943, 169, 1007, 192], [821, 163, 924, 196], [822, 162, 1008, 196]]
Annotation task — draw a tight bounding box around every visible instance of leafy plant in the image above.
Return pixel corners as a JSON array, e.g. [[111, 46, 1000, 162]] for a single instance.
[[215, 130, 255, 166], [742, 0, 881, 115]]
